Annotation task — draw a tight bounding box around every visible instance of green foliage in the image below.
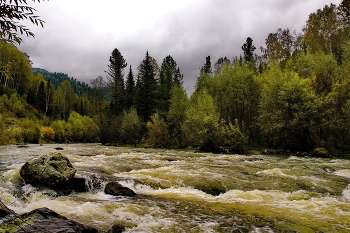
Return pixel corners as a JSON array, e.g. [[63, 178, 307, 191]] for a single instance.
[[107, 48, 127, 115], [210, 62, 260, 131], [0, 116, 22, 144], [125, 66, 135, 110], [168, 84, 188, 125], [50, 120, 70, 143], [81, 115, 100, 142], [21, 118, 40, 143], [0, 41, 32, 95], [52, 80, 76, 120], [0, 0, 45, 44], [261, 28, 296, 68], [182, 89, 224, 149], [195, 71, 212, 92], [200, 56, 212, 74], [2, 1, 350, 156], [120, 108, 142, 145], [32, 68, 90, 96], [146, 113, 168, 148], [67, 111, 84, 142], [136, 51, 157, 122], [303, 3, 348, 63], [40, 126, 55, 143], [167, 84, 189, 147], [242, 37, 256, 63], [156, 55, 183, 114], [258, 63, 317, 150], [67, 111, 99, 142], [225, 120, 249, 154]]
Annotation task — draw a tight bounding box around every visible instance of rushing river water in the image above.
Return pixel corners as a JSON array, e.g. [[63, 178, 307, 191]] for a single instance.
[[0, 144, 350, 232]]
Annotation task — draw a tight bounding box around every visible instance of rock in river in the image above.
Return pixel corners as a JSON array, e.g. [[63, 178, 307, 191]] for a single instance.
[[0, 207, 97, 233], [105, 182, 136, 196], [20, 152, 76, 189]]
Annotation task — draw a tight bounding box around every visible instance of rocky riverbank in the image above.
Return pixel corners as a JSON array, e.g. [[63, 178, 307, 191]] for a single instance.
[[0, 152, 137, 232]]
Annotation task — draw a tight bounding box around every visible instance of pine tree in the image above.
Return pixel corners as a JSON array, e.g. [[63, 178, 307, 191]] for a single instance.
[[107, 48, 127, 115], [338, 0, 350, 26], [241, 37, 256, 63], [157, 55, 183, 114], [200, 56, 212, 74], [125, 65, 135, 110], [136, 51, 157, 122]]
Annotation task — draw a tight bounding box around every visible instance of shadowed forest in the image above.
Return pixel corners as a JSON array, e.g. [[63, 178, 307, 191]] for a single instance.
[[1, 2, 350, 156]]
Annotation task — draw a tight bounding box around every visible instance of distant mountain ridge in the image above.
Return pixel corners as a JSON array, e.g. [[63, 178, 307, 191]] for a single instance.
[[32, 68, 90, 96]]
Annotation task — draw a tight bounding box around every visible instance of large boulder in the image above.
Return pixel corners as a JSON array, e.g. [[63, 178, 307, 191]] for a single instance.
[[0, 207, 97, 233], [104, 182, 136, 196], [20, 152, 76, 189], [312, 148, 331, 158]]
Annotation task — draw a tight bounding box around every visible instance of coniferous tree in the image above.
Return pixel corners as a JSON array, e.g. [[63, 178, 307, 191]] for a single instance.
[[156, 55, 183, 114], [338, 0, 350, 26], [200, 56, 212, 74], [107, 48, 127, 115], [242, 37, 256, 63], [136, 51, 157, 122], [125, 65, 135, 110]]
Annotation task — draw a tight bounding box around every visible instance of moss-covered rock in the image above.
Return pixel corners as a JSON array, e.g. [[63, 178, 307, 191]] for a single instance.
[[20, 152, 76, 189]]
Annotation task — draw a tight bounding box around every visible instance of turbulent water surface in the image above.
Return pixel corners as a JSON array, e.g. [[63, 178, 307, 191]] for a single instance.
[[0, 144, 350, 232]]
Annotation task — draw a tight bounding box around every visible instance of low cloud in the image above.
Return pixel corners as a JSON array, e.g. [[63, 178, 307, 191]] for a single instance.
[[18, 0, 340, 93]]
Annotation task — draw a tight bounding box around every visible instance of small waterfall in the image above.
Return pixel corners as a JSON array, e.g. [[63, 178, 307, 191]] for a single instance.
[[83, 174, 107, 192]]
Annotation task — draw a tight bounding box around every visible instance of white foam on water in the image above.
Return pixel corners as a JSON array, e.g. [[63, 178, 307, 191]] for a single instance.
[[250, 226, 275, 233], [335, 169, 350, 179], [342, 184, 350, 201], [256, 168, 297, 179]]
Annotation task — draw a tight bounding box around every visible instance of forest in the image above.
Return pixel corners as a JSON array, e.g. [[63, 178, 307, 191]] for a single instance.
[[1, 1, 350, 156]]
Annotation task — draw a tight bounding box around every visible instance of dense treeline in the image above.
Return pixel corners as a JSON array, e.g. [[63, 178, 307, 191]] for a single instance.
[[1, 1, 350, 156], [32, 68, 90, 96]]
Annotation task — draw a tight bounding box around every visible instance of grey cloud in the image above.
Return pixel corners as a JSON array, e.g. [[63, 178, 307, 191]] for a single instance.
[[18, 0, 340, 93]]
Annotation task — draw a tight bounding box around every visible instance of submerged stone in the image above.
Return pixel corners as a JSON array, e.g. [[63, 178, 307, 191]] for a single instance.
[[105, 224, 125, 233], [20, 152, 76, 189], [104, 182, 136, 196]]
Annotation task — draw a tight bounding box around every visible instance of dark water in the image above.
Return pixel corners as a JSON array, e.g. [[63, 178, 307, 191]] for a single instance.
[[0, 144, 350, 232]]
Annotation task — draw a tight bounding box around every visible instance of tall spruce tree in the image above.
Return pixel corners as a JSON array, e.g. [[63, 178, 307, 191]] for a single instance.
[[200, 56, 212, 74], [107, 48, 127, 115], [157, 55, 183, 114], [136, 51, 157, 122], [242, 37, 256, 63], [338, 0, 350, 26], [125, 65, 135, 110]]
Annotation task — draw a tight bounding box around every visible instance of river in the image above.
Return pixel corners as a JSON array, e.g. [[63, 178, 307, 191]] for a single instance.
[[0, 143, 350, 232]]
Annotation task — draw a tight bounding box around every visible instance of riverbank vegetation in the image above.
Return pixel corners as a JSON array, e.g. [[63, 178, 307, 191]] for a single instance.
[[1, 1, 350, 156]]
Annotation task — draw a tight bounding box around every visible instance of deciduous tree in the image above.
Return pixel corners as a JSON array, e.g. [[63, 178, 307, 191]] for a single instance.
[[0, 0, 45, 44]]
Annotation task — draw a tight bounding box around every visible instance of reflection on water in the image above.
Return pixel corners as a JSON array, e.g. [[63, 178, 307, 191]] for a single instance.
[[0, 144, 350, 232]]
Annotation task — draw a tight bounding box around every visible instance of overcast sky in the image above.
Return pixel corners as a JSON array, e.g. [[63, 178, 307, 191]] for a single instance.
[[18, 0, 340, 93]]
